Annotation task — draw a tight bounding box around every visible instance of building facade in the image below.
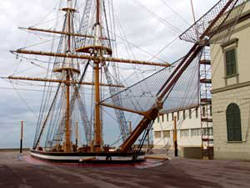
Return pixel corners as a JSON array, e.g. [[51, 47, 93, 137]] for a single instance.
[[211, 2, 250, 160], [153, 107, 213, 151]]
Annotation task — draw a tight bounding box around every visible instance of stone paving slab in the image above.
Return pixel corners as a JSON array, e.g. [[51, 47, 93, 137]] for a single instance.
[[1, 151, 250, 188]]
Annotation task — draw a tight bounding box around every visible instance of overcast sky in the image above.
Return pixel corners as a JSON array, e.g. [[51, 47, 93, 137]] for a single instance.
[[0, 0, 219, 148]]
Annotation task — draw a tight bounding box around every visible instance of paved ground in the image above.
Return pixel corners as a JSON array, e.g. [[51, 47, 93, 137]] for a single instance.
[[1, 151, 250, 188]]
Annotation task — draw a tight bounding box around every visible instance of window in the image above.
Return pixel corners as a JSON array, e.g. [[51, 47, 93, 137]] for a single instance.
[[172, 112, 174, 121], [163, 130, 170, 138], [154, 131, 161, 139], [191, 129, 201, 137], [226, 103, 242, 141], [167, 113, 169, 122], [177, 111, 179, 120], [157, 116, 160, 123], [210, 105, 212, 116], [203, 128, 213, 136], [180, 129, 189, 138], [162, 115, 164, 122], [202, 107, 206, 117], [183, 110, 186, 119], [196, 108, 199, 118], [225, 48, 237, 77], [189, 109, 192, 119]]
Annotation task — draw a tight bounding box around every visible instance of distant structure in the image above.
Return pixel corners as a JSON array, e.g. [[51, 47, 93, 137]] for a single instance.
[[153, 107, 201, 148], [211, 2, 250, 160], [153, 106, 213, 157]]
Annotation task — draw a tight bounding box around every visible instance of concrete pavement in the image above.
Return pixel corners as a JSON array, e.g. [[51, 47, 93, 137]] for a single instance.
[[1, 151, 250, 188]]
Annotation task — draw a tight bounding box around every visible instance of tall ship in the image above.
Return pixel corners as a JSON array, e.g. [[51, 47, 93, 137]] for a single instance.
[[8, 0, 247, 162]]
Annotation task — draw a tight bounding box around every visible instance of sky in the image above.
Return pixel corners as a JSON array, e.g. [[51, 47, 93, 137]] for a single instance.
[[0, 0, 219, 148]]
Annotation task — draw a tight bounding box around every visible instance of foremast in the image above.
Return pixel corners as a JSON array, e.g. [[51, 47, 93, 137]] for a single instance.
[[61, 0, 78, 152]]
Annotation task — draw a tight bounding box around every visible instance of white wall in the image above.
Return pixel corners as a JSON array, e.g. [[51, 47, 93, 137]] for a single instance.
[[153, 108, 205, 148]]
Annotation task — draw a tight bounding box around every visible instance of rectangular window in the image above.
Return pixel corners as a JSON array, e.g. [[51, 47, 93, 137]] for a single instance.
[[180, 129, 189, 138], [196, 108, 199, 118], [202, 107, 206, 117], [210, 105, 212, 116], [177, 111, 179, 120], [172, 112, 174, 121], [167, 113, 169, 122], [191, 129, 201, 137], [189, 109, 192, 119], [162, 115, 164, 122], [183, 110, 186, 120], [203, 128, 213, 136], [154, 131, 161, 138], [163, 130, 170, 138], [157, 116, 160, 123], [225, 48, 237, 77]]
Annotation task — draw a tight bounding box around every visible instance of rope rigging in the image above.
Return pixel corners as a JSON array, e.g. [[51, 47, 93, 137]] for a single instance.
[[4, 0, 247, 155]]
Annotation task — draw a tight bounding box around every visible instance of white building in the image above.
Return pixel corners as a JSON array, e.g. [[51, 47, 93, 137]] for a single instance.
[[211, 2, 250, 160], [153, 107, 213, 153]]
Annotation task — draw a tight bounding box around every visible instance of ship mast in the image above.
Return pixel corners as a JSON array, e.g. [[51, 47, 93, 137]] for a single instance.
[[64, 0, 75, 152], [9, 0, 171, 153], [63, 0, 70, 153], [94, 0, 102, 152]]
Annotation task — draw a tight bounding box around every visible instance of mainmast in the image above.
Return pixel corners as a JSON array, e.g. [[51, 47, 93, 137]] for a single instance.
[[76, 0, 107, 152], [94, 0, 102, 152]]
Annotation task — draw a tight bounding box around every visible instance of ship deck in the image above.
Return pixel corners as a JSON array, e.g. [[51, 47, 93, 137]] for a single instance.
[[1, 150, 250, 188]]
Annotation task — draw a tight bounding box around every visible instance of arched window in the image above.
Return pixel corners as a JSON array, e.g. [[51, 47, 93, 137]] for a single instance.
[[226, 103, 242, 141]]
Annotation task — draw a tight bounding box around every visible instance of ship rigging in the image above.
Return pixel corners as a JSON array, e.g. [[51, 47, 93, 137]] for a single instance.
[[6, 0, 248, 162]]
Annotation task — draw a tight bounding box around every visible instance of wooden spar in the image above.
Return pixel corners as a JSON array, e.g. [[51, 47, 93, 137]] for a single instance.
[[129, 121, 132, 134], [65, 0, 72, 153], [20, 121, 24, 153], [75, 122, 78, 146], [12, 49, 170, 67], [159, 45, 202, 101], [97, 0, 100, 25], [67, 7, 71, 53], [7, 76, 125, 88], [157, 0, 236, 97], [120, 107, 159, 152], [190, 0, 199, 41], [157, 44, 198, 96], [20, 27, 110, 41], [101, 102, 148, 117], [200, 0, 235, 40], [190, 0, 197, 23], [119, 0, 236, 153], [65, 73, 71, 152], [158, 0, 235, 101], [94, 60, 101, 151], [94, 0, 101, 152], [120, 44, 203, 153], [173, 116, 178, 157]]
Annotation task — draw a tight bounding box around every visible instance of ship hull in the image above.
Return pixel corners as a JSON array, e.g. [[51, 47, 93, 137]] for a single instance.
[[30, 149, 145, 163]]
